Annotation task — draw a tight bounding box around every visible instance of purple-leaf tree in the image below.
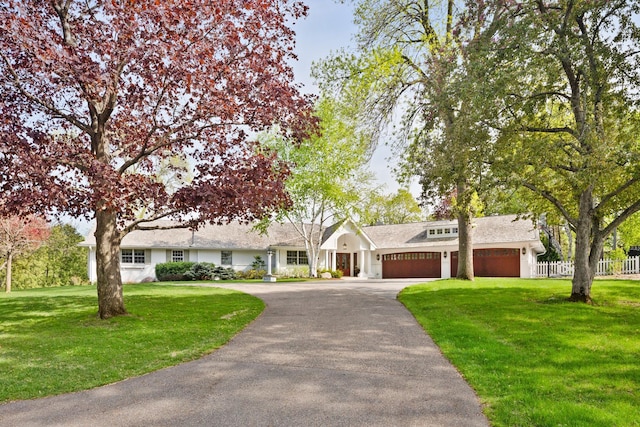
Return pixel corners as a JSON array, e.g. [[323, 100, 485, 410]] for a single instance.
[[0, 0, 316, 318]]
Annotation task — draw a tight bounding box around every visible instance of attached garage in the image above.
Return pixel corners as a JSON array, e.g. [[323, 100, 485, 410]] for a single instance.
[[382, 252, 441, 278], [451, 248, 520, 277]]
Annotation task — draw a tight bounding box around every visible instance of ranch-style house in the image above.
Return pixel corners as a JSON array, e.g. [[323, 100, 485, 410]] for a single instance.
[[81, 214, 544, 282]]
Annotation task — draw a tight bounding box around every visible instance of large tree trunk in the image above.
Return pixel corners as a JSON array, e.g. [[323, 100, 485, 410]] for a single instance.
[[4, 252, 12, 293], [457, 210, 474, 280], [95, 210, 127, 319], [570, 189, 602, 303], [456, 182, 475, 280]]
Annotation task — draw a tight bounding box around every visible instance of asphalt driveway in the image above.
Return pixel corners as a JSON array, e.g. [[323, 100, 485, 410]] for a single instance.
[[0, 279, 489, 427]]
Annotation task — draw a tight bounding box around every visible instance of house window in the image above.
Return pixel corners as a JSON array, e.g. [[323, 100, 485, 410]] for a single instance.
[[221, 251, 232, 265], [444, 228, 451, 234], [437, 228, 443, 235], [429, 229, 435, 236], [122, 249, 145, 264], [286, 250, 308, 265], [172, 250, 184, 262]]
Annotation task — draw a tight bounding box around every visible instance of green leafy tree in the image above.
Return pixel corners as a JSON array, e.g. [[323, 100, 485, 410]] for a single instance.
[[360, 188, 423, 225], [618, 212, 640, 252], [316, 0, 502, 280], [485, 1, 640, 301], [259, 97, 375, 277], [11, 224, 88, 289], [0, 216, 50, 292]]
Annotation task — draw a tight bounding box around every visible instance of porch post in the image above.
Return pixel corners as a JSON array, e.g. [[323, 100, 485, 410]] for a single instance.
[[331, 250, 337, 271], [359, 250, 366, 277], [263, 248, 276, 282]]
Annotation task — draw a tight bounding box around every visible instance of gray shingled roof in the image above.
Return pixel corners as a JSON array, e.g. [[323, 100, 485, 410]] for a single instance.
[[362, 215, 540, 250], [81, 215, 540, 251], [81, 221, 308, 250]]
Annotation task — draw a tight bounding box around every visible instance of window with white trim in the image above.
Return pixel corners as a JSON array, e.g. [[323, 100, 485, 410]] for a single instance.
[[122, 249, 146, 264], [426, 227, 459, 238], [172, 250, 184, 262], [221, 250, 232, 265], [286, 250, 308, 265]]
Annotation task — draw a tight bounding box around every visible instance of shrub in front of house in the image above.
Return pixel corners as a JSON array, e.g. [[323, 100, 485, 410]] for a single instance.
[[156, 262, 238, 281], [184, 262, 217, 281], [278, 266, 309, 278], [237, 269, 267, 280], [212, 266, 237, 280], [155, 262, 195, 281]]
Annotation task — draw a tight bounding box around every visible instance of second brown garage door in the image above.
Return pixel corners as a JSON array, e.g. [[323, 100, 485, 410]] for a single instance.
[[451, 248, 520, 277], [382, 252, 441, 278]]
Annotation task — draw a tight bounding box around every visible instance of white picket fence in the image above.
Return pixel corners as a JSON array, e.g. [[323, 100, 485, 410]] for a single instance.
[[536, 256, 640, 277]]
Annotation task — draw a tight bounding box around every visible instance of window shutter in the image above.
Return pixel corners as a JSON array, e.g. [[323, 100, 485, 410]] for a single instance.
[[184, 250, 190, 262], [166, 250, 172, 262], [145, 250, 151, 265]]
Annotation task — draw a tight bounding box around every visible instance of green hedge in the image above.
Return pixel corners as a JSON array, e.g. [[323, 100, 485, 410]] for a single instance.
[[155, 262, 238, 281], [155, 262, 195, 281]]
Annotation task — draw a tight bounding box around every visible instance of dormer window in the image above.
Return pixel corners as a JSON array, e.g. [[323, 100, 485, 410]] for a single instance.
[[426, 227, 459, 238]]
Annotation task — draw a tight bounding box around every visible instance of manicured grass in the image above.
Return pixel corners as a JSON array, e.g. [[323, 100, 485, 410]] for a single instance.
[[0, 284, 264, 403], [398, 278, 640, 427]]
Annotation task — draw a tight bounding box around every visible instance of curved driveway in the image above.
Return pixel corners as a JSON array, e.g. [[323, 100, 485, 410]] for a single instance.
[[1, 279, 489, 427]]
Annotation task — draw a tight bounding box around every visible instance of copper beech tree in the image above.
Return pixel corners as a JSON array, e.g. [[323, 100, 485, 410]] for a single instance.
[[0, 1, 315, 318]]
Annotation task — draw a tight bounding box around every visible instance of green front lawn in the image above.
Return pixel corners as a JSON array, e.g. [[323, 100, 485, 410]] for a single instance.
[[399, 278, 640, 427], [0, 284, 264, 403]]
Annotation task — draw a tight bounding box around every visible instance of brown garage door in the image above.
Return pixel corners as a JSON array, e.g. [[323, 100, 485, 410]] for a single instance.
[[450, 248, 520, 277], [382, 252, 441, 278]]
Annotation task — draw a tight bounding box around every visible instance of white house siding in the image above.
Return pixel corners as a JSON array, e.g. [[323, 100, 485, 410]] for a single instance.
[[193, 249, 267, 271]]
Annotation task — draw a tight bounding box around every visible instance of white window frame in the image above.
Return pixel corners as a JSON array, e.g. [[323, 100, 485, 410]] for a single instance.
[[221, 250, 233, 265], [122, 249, 146, 265], [286, 250, 308, 265], [172, 250, 184, 262]]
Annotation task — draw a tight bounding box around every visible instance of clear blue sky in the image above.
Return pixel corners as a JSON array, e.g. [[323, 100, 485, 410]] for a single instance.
[[290, 0, 356, 93]]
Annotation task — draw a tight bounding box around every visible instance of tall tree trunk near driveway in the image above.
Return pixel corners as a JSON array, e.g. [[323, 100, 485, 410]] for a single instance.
[[95, 210, 127, 319], [456, 181, 474, 280]]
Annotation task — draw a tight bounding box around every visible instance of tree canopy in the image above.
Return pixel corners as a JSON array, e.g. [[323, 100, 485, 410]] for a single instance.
[[359, 188, 423, 226], [0, 215, 50, 293], [258, 96, 375, 277], [7, 223, 89, 290], [315, 0, 502, 280], [0, 1, 315, 317], [482, 0, 640, 301]]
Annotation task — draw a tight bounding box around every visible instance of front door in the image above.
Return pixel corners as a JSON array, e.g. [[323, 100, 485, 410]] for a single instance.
[[337, 252, 350, 277]]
